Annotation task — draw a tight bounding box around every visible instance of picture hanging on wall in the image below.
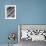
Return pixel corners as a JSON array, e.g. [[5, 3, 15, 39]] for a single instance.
[[5, 5, 16, 19]]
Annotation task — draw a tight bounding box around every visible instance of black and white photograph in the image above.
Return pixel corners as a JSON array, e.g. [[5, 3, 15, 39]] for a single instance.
[[5, 5, 16, 19], [18, 24, 46, 46]]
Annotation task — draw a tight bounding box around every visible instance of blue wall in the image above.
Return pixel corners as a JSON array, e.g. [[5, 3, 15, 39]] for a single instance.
[[0, 0, 46, 44]]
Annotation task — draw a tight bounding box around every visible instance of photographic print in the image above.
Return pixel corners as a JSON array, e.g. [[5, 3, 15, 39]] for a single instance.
[[5, 5, 16, 19], [18, 24, 46, 46]]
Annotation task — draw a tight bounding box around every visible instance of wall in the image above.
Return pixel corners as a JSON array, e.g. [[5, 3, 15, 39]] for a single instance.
[[0, 0, 46, 44]]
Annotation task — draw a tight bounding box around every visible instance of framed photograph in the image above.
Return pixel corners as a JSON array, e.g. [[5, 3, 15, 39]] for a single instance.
[[5, 5, 16, 19], [18, 24, 46, 41]]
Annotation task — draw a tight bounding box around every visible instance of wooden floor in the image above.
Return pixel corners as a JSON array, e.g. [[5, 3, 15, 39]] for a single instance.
[[0, 44, 18, 46], [0, 40, 46, 46], [19, 39, 46, 46]]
